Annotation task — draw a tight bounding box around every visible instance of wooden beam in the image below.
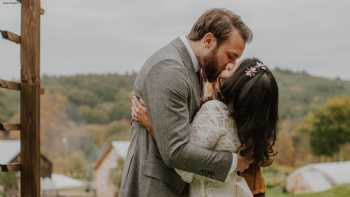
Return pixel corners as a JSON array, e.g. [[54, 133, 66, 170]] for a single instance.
[[0, 79, 21, 91], [0, 79, 43, 94], [0, 30, 21, 44], [20, 0, 41, 196], [0, 123, 21, 132], [0, 163, 21, 172]]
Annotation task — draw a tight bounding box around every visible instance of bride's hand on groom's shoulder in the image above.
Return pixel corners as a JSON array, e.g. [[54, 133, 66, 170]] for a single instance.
[[131, 95, 155, 136]]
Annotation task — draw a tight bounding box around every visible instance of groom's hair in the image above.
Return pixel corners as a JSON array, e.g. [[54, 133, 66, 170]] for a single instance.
[[188, 8, 253, 45]]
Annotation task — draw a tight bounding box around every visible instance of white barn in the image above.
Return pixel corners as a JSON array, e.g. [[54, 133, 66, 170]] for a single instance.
[[286, 161, 350, 194], [94, 141, 129, 197]]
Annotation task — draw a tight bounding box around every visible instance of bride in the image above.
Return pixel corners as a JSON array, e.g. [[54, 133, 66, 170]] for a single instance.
[[132, 58, 278, 197]]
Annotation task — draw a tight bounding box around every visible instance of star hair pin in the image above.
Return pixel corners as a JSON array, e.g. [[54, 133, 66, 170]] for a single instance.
[[245, 67, 258, 77], [245, 62, 267, 77]]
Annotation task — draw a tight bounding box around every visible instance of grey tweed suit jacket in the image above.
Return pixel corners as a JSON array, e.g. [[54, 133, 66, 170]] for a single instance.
[[119, 38, 233, 197]]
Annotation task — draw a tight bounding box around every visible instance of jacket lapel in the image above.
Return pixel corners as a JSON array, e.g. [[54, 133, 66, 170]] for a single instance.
[[171, 38, 201, 107]]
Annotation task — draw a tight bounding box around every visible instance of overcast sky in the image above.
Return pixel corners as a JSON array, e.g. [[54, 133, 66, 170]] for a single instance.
[[0, 0, 349, 80]]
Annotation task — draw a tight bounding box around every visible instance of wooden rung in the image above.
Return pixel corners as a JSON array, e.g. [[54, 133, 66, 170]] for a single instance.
[[0, 30, 21, 44], [0, 163, 21, 172], [0, 79, 21, 91], [0, 123, 20, 132]]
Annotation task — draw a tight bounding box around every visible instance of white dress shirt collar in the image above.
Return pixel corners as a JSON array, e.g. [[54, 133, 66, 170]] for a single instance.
[[180, 35, 200, 72]]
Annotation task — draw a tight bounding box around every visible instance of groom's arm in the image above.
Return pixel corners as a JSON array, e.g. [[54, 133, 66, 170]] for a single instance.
[[143, 61, 233, 182]]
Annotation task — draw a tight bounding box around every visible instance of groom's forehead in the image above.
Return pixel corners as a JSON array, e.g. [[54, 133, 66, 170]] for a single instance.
[[222, 31, 245, 50]]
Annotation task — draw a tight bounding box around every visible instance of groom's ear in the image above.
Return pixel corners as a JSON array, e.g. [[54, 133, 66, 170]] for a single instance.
[[201, 32, 217, 49]]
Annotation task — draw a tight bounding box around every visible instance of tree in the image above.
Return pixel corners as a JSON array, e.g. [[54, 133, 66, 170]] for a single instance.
[[0, 172, 18, 197], [303, 97, 350, 156]]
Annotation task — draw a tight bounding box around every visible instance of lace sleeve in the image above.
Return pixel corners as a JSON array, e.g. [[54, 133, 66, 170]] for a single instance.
[[175, 100, 229, 182], [190, 101, 227, 148]]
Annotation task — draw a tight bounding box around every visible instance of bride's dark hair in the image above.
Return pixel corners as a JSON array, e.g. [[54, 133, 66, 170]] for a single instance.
[[220, 58, 278, 164]]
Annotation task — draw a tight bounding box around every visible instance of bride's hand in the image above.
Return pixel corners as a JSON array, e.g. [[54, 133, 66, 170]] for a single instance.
[[131, 95, 154, 136]]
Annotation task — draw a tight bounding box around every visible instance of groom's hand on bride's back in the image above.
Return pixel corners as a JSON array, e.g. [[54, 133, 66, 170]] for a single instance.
[[237, 154, 254, 173]]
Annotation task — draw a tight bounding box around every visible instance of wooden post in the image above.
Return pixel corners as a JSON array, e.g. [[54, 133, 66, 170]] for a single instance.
[[20, 0, 41, 196]]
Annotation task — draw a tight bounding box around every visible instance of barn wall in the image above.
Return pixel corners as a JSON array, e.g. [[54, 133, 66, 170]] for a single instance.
[[95, 149, 119, 197]]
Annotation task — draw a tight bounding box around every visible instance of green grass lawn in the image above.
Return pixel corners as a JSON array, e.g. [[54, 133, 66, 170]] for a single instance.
[[267, 185, 350, 197]]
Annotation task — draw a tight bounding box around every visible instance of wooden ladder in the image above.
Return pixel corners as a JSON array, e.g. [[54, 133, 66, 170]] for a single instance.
[[0, 0, 44, 196]]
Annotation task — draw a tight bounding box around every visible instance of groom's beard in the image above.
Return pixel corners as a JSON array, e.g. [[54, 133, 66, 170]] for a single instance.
[[203, 51, 221, 83]]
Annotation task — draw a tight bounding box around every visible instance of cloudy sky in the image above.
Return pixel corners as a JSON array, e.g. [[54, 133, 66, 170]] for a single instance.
[[0, 0, 349, 80]]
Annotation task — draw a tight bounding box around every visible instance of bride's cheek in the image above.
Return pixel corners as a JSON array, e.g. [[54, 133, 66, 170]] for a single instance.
[[219, 70, 230, 79]]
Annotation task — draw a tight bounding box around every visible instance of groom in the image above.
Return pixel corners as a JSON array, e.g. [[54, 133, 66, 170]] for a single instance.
[[120, 8, 253, 197]]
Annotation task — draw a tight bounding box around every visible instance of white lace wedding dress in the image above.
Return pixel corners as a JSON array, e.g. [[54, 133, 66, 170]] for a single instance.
[[175, 100, 253, 197]]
